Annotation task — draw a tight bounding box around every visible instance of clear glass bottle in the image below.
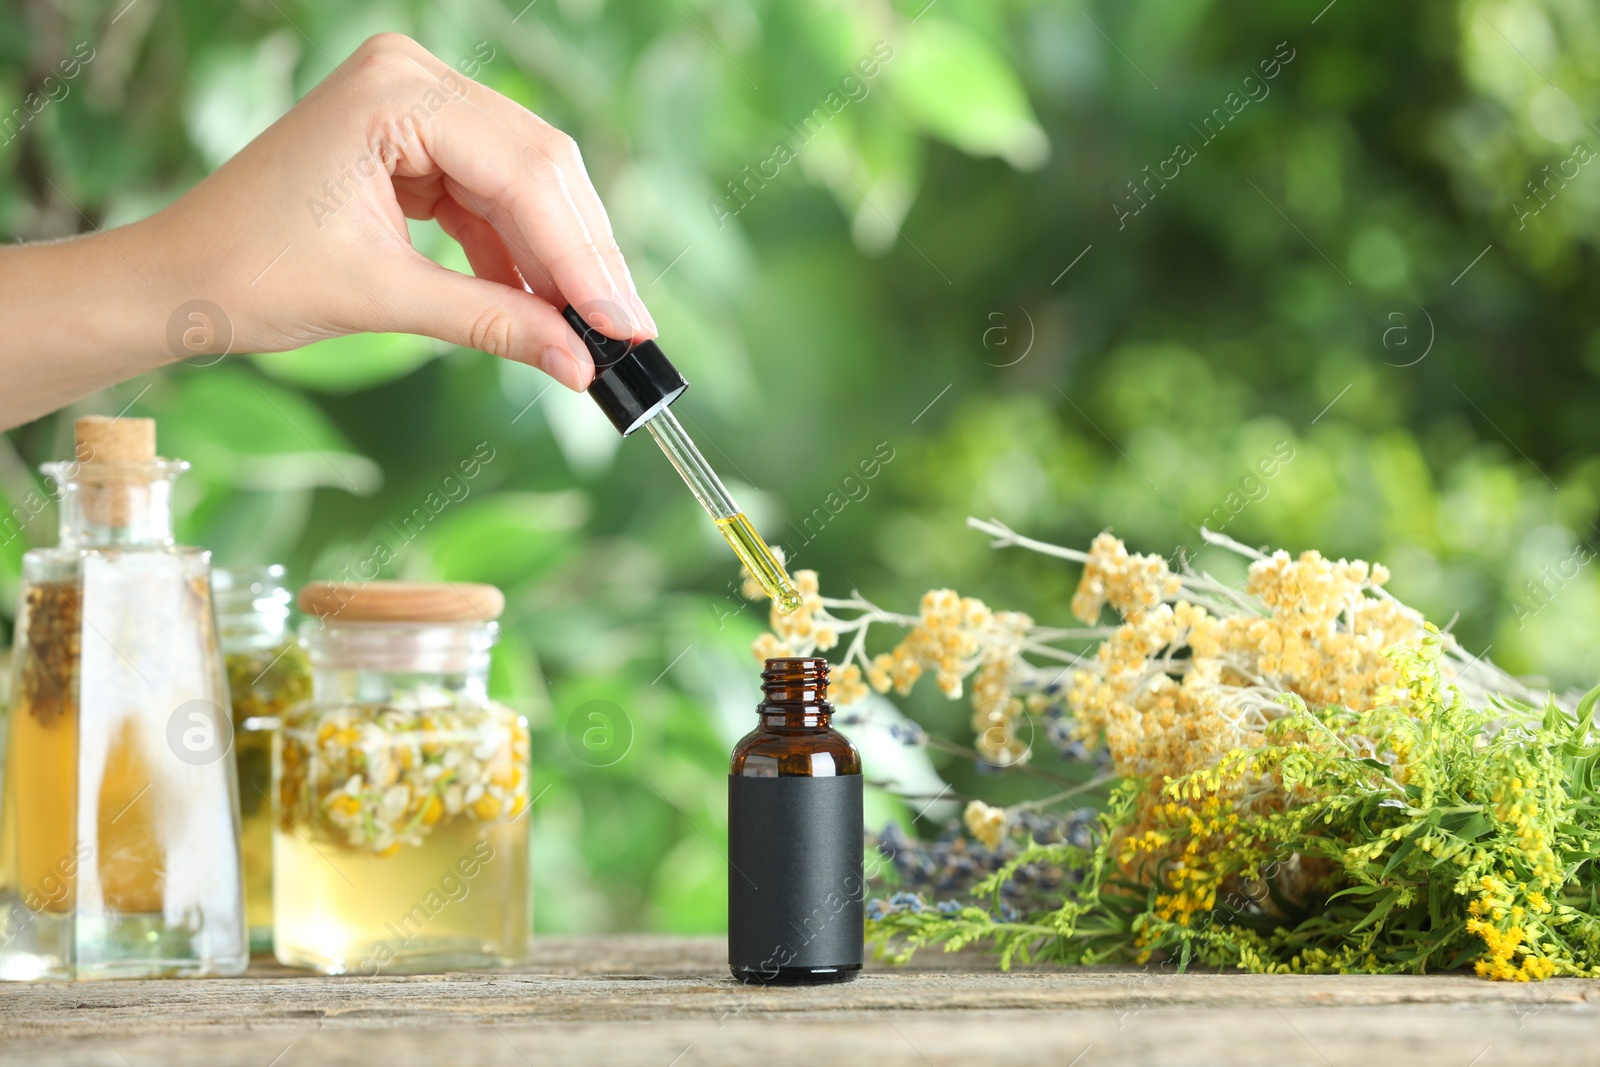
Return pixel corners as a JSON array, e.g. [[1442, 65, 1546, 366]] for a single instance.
[[212, 565, 310, 955], [273, 581, 531, 975], [0, 417, 247, 980]]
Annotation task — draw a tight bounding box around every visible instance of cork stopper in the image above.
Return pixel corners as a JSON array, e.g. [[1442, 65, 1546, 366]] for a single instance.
[[298, 581, 505, 624], [75, 416, 159, 527], [76, 416, 156, 465]]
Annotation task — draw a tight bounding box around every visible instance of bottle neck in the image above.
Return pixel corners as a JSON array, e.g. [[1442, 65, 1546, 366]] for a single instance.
[[213, 565, 291, 653], [759, 708, 832, 729], [45, 460, 186, 549], [758, 656, 833, 729], [302, 619, 496, 707]]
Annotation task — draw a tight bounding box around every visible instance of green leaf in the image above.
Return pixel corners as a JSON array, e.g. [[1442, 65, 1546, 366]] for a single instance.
[[183, 35, 299, 168], [1348, 890, 1399, 934], [1326, 883, 1388, 903], [252, 332, 442, 394], [0, 481, 30, 614], [1381, 833, 1419, 877], [647, 834, 728, 933], [1567, 685, 1600, 757], [423, 491, 589, 586], [156, 367, 381, 493], [887, 18, 1049, 170], [1441, 811, 1493, 840]]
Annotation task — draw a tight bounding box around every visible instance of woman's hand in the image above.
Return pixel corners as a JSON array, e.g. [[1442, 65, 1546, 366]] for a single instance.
[[0, 33, 654, 429]]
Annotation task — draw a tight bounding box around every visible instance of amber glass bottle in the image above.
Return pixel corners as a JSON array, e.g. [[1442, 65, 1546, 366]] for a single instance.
[[728, 657, 863, 984]]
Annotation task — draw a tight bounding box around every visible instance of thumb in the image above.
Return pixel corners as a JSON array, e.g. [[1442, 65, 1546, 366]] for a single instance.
[[375, 258, 594, 390]]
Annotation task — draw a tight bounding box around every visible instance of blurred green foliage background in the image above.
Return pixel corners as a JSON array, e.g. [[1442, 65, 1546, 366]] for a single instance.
[[3, 0, 1600, 933]]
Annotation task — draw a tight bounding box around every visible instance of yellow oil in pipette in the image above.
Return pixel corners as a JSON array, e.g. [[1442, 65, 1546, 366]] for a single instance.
[[715, 512, 803, 614], [642, 407, 802, 616], [559, 305, 802, 614]]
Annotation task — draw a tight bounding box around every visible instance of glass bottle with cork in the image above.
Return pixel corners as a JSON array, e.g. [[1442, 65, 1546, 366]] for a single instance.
[[728, 657, 864, 984], [212, 564, 311, 955], [273, 580, 531, 974], [0, 417, 247, 980]]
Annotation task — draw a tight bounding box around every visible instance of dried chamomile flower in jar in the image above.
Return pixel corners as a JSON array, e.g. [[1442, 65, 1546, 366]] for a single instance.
[[273, 581, 531, 974]]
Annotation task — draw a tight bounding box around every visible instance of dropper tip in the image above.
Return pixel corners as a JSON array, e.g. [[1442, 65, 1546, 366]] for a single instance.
[[773, 587, 804, 615]]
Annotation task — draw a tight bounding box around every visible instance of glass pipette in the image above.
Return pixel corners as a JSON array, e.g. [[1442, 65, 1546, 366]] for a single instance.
[[561, 304, 803, 615]]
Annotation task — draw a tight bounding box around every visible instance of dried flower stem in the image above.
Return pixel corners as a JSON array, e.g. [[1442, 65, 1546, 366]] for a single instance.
[[754, 517, 1557, 821]]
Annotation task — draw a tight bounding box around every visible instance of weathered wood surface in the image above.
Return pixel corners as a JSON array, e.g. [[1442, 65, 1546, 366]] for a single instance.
[[2, 935, 1596, 1066]]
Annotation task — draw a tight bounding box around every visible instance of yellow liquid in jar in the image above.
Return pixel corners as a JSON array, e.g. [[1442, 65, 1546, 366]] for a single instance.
[[8, 695, 77, 914], [716, 512, 802, 614], [273, 817, 529, 974], [235, 728, 274, 947]]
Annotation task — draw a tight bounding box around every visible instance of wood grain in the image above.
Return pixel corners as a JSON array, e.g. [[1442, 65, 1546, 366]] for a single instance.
[[297, 581, 505, 623], [1, 935, 1593, 1066]]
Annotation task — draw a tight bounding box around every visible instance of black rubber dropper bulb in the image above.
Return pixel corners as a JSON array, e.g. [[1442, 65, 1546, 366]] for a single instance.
[[560, 304, 688, 436]]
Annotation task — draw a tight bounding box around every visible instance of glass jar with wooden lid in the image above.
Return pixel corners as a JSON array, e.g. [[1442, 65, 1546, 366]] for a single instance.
[[272, 580, 531, 974]]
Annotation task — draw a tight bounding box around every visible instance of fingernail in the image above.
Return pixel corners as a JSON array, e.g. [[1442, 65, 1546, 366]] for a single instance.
[[632, 294, 658, 336], [543, 345, 588, 390]]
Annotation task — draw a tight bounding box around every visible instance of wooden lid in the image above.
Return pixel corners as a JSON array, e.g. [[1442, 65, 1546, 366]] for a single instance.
[[298, 580, 505, 623], [76, 416, 156, 464]]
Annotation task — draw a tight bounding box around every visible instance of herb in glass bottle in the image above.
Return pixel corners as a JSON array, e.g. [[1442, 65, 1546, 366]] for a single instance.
[[213, 564, 310, 955], [272, 580, 531, 975]]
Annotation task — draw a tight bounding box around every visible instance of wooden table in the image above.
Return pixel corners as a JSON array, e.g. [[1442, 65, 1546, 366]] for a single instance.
[[2, 935, 1596, 1065]]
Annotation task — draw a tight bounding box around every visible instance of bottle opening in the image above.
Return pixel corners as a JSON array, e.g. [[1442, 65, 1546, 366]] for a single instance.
[[214, 564, 292, 651], [761, 657, 830, 705], [301, 618, 498, 675]]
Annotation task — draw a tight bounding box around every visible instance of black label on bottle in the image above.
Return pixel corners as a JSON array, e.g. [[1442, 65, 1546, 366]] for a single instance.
[[728, 774, 864, 975]]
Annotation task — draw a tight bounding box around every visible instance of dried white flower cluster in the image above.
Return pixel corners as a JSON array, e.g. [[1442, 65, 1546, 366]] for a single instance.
[[750, 519, 1541, 794], [279, 693, 530, 854]]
